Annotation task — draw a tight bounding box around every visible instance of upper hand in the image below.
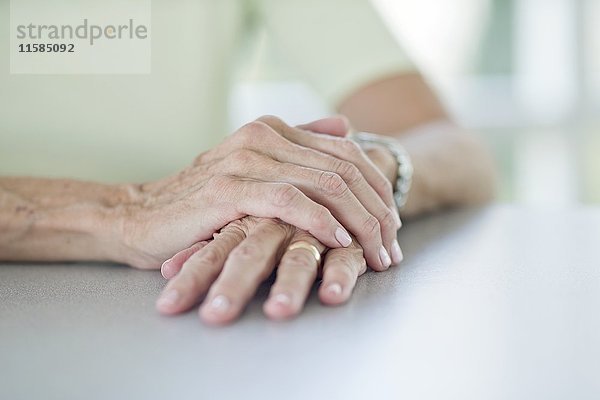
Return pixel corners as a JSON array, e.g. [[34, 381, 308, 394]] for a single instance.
[[117, 116, 401, 271]]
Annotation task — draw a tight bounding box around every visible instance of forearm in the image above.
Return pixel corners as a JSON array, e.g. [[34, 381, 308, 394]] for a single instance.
[[0, 177, 132, 263], [394, 121, 496, 218], [363, 120, 496, 218], [339, 73, 496, 217]]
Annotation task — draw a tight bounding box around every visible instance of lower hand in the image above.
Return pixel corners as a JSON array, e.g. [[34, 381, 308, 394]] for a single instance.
[[156, 216, 367, 325]]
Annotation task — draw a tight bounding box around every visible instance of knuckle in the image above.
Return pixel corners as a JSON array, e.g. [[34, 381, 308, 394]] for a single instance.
[[362, 215, 381, 236], [366, 146, 394, 174], [174, 272, 202, 295], [309, 207, 331, 232], [337, 262, 357, 280], [271, 184, 301, 208], [340, 139, 362, 158], [325, 262, 355, 283], [228, 148, 260, 165], [358, 259, 368, 275], [336, 251, 367, 277], [208, 282, 241, 299], [229, 244, 263, 261], [217, 222, 248, 241], [380, 209, 397, 230], [330, 249, 365, 278], [188, 241, 208, 253], [256, 114, 284, 128], [243, 120, 269, 133], [261, 218, 294, 237], [316, 171, 348, 197], [184, 260, 211, 283], [237, 120, 274, 143], [193, 247, 221, 266], [220, 219, 246, 235], [283, 252, 319, 273], [292, 230, 320, 244], [378, 178, 394, 199], [193, 151, 208, 166], [330, 252, 354, 268], [334, 160, 362, 186], [232, 124, 252, 145]]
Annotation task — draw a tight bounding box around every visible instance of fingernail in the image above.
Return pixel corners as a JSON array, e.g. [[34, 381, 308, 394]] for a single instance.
[[326, 283, 342, 296], [161, 258, 172, 270], [335, 227, 352, 247], [391, 240, 404, 264], [271, 293, 291, 306], [379, 245, 392, 268], [391, 207, 402, 229], [208, 295, 230, 314], [156, 289, 179, 308]]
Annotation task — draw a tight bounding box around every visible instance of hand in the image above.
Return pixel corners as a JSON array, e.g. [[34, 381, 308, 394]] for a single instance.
[[118, 116, 401, 271], [156, 216, 368, 325]]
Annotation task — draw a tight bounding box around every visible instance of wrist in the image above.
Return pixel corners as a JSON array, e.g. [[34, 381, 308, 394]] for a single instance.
[[354, 132, 413, 210], [364, 145, 398, 185], [73, 183, 144, 266], [105, 183, 159, 269]]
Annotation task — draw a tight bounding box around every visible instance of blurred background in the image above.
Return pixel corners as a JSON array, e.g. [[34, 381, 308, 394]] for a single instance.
[[231, 0, 600, 206]]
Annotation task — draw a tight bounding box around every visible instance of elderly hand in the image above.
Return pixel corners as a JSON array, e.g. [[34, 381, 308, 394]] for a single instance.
[[119, 116, 402, 272], [156, 216, 368, 324]]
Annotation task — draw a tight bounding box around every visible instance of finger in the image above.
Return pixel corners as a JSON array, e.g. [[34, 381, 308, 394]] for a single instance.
[[161, 241, 209, 279], [201, 121, 393, 268], [319, 240, 367, 306], [228, 139, 392, 270], [211, 151, 388, 271], [263, 231, 325, 320], [262, 149, 392, 270], [259, 116, 399, 265], [297, 115, 350, 137], [218, 176, 353, 251], [262, 115, 399, 221], [156, 228, 245, 315], [199, 219, 292, 326], [272, 164, 388, 271]]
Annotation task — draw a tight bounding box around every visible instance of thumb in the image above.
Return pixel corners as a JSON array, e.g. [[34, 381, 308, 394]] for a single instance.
[[296, 115, 351, 137]]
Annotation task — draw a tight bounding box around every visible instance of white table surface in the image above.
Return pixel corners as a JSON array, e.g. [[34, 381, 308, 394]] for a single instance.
[[1, 205, 599, 400]]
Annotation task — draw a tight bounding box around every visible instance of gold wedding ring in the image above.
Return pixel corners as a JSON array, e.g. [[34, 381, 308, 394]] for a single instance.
[[286, 241, 321, 264]]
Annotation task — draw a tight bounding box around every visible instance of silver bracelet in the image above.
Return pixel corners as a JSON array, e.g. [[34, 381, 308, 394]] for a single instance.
[[350, 132, 413, 209]]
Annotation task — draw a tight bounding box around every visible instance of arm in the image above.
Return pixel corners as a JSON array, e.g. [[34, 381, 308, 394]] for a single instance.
[[0, 177, 131, 263], [0, 117, 400, 269], [338, 73, 497, 218]]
